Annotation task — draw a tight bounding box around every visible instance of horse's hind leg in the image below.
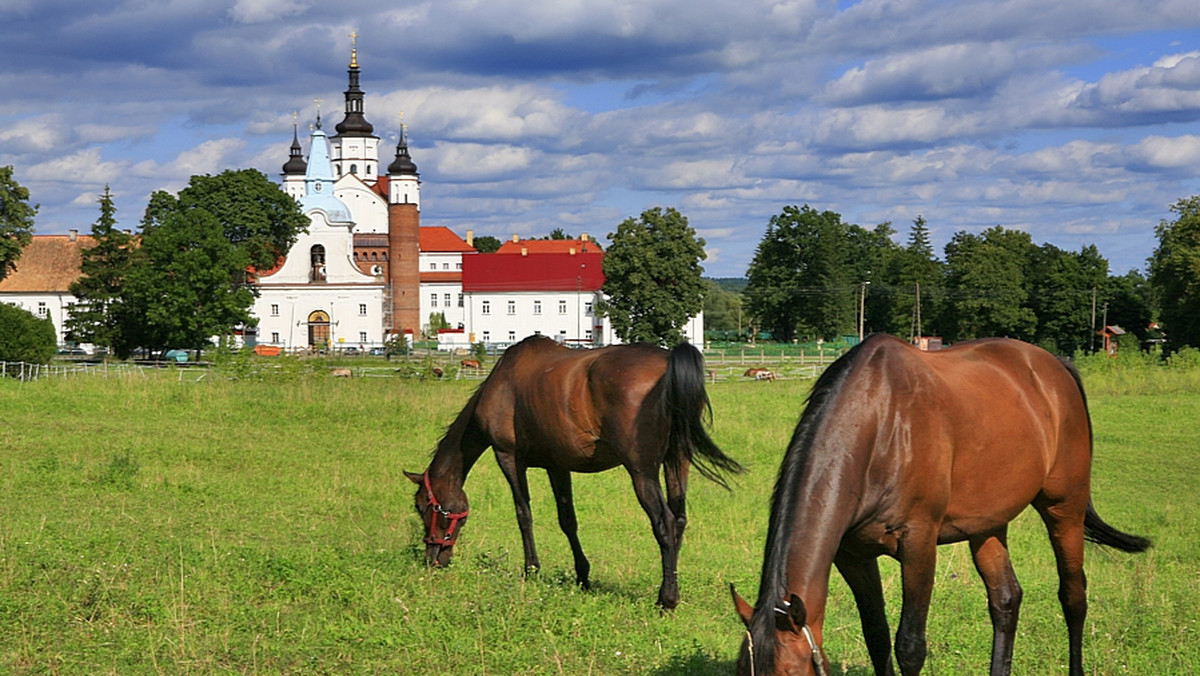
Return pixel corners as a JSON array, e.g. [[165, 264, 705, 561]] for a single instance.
[[546, 467, 590, 589], [834, 552, 896, 676], [969, 529, 1022, 676], [494, 450, 540, 575], [628, 468, 679, 609], [894, 526, 938, 675], [1033, 496, 1089, 676], [663, 458, 690, 549]]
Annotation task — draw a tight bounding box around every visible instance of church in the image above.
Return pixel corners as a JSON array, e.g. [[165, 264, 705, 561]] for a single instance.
[[1, 45, 701, 354]]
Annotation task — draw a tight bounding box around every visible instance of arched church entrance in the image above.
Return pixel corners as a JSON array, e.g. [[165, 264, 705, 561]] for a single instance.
[[307, 310, 331, 349]]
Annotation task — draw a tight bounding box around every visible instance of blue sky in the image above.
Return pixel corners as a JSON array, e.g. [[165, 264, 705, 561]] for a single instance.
[[2, 0, 1199, 278]]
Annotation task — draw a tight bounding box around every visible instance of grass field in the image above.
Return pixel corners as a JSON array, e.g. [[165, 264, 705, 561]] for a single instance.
[[1, 364, 1197, 674]]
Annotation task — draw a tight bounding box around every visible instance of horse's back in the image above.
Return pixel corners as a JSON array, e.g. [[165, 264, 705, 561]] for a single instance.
[[850, 335, 1093, 542]]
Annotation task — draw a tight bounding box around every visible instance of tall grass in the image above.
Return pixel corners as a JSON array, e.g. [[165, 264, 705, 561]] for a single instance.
[[0, 366, 1195, 674]]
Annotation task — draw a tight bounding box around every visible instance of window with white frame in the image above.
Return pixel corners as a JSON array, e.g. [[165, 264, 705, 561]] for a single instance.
[[558, 299, 568, 314], [457, 293, 464, 308], [431, 293, 438, 307], [271, 332, 280, 343], [37, 302, 46, 317], [271, 304, 279, 316], [585, 301, 593, 315], [508, 330, 516, 343], [482, 330, 490, 342], [443, 293, 451, 307], [482, 300, 491, 315], [443, 263, 450, 270], [585, 330, 593, 341], [429, 262, 436, 270], [358, 303, 367, 316], [533, 300, 542, 315], [359, 332, 367, 342], [507, 300, 516, 315]]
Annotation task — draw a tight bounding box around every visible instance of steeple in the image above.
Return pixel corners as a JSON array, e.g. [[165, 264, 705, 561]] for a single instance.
[[334, 32, 374, 137], [387, 127, 419, 176], [329, 32, 380, 180], [387, 120, 421, 208], [281, 112, 308, 200]]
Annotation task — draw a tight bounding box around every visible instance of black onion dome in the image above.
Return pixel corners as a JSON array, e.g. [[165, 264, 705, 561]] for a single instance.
[[388, 137, 418, 175], [282, 125, 308, 175]]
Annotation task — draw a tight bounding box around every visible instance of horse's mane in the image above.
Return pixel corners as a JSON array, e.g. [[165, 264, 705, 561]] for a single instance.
[[745, 336, 873, 670]]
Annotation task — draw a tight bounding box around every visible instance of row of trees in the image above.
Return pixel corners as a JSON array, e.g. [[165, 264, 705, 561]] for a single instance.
[[703, 201, 1200, 354]]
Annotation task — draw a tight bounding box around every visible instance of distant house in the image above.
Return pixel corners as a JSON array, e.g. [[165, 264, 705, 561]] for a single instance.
[[0, 231, 95, 348]]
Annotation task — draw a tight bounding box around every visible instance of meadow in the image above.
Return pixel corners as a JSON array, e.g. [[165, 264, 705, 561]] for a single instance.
[[1, 360, 1197, 674]]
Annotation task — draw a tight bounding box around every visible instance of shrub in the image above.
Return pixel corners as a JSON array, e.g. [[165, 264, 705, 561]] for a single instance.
[[0, 302, 56, 364]]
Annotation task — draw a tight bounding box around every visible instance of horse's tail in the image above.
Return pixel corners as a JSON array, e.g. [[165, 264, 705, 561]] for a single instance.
[[662, 342, 744, 489], [1058, 357, 1151, 554], [1084, 502, 1151, 552]]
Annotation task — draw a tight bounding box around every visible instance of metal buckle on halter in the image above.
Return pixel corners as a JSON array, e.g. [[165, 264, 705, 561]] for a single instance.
[[773, 600, 828, 676]]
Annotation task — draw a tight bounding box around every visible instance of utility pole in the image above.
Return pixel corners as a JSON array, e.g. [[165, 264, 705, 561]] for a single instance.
[[1090, 287, 1097, 353]]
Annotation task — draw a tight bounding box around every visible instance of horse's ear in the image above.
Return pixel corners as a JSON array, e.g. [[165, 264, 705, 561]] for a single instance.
[[785, 593, 808, 632], [404, 471, 424, 485], [730, 584, 754, 627]]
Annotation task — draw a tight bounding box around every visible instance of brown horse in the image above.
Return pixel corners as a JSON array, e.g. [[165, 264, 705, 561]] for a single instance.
[[745, 368, 777, 381], [731, 334, 1149, 675], [408, 334, 742, 608]]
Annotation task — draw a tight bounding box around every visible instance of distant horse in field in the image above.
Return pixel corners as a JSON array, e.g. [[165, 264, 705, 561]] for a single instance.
[[460, 359, 482, 369], [731, 334, 1149, 676], [408, 334, 743, 609], [745, 368, 776, 381]]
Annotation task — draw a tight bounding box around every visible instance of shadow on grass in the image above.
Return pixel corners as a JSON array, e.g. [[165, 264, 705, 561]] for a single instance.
[[648, 650, 877, 676]]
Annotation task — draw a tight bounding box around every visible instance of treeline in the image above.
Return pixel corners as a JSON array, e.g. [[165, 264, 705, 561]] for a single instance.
[[701, 202, 1200, 355]]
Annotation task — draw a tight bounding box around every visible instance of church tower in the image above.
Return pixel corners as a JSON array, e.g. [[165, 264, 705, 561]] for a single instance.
[[387, 127, 421, 339], [329, 36, 380, 181], [281, 115, 308, 200]]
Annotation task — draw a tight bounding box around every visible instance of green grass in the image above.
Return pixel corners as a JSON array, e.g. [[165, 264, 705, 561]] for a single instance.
[[1, 369, 1196, 674]]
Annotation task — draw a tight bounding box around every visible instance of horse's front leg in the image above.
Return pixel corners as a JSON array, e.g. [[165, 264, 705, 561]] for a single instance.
[[628, 468, 679, 609], [494, 450, 539, 575], [894, 527, 938, 675], [835, 551, 896, 675], [546, 467, 590, 589]]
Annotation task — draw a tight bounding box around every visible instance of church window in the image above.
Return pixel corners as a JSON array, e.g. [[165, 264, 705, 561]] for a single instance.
[[349, 164, 358, 175]]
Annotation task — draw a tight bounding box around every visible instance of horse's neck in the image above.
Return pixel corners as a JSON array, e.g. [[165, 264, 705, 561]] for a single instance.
[[427, 407, 489, 485]]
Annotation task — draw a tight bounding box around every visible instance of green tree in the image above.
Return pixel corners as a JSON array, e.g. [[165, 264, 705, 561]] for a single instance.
[[702, 279, 744, 336], [1103, 269, 1156, 347], [473, 235, 502, 253], [744, 205, 891, 342], [1028, 244, 1108, 354], [169, 169, 308, 273], [66, 187, 135, 350], [882, 216, 946, 339], [122, 207, 255, 358], [1149, 195, 1200, 350], [941, 226, 1037, 341], [0, 165, 37, 281], [597, 206, 707, 346], [0, 303, 56, 366]]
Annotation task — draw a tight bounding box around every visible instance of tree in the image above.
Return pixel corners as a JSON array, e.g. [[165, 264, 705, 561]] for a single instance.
[[882, 216, 946, 339], [1028, 243, 1108, 354], [0, 165, 37, 282], [66, 187, 135, 350], [169, 169, 308, 272], [702, 279, 744, 336], [122, 206, 255, 357], [1149, 195, 1200, 350], [473, 235, 502, 253], [0, 303, 56, 366], [744, 205, 893, 342], [941, 226, 1037, 341], [597, 207, 708, 346]]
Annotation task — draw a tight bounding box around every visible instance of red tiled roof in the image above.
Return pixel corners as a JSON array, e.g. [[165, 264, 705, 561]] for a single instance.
[[495, 238, 601, 255], [462, 251, 604, 292], [421, 227, 476, 252], [421, 271, 463, 283], [0, 234, 96, 293]]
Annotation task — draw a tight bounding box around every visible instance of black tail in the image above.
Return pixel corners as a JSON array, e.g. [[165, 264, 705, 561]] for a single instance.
[[1084, 502, 1151, 552], [662, 342, 744, 489]]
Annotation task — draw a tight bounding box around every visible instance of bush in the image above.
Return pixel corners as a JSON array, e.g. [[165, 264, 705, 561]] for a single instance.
[[0, 303, 56, 364]]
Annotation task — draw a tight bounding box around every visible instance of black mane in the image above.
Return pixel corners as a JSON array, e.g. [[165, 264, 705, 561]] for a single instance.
[[743, 336, 875, 671]]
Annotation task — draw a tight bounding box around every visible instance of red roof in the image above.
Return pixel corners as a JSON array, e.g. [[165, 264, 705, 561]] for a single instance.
[[0, 234, 96, 293], [421, 227, 476, 252], [463, 252, 604, 292], [495, 238, 601, 255]]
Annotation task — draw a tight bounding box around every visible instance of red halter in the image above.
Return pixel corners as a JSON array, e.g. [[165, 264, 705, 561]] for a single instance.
[[421, 472, 469, 547]]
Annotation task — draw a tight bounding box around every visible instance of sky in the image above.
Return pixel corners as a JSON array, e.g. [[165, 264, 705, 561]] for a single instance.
[[2, 1, 1200, 278]]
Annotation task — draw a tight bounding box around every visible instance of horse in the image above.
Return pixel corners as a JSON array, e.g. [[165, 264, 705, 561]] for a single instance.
[[745, 368, 777, 381], [461, 359, 482, 369], [407, 334, 743, 609], [731, 334, 1149, 676]]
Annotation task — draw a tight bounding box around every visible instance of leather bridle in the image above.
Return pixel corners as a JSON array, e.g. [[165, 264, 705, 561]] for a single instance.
[[420, 471, 469, 547]]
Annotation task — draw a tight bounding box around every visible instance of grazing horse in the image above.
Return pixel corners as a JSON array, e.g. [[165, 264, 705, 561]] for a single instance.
[[461, 359, 482, 369], [745, 368, 776, 381], [731, 334, 1149, 676], [408, 334, 742, 609]]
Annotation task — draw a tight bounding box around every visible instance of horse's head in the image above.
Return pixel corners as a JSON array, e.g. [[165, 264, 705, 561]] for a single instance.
[[731, 585, 828, 676], [406, 471, 470, 568]]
